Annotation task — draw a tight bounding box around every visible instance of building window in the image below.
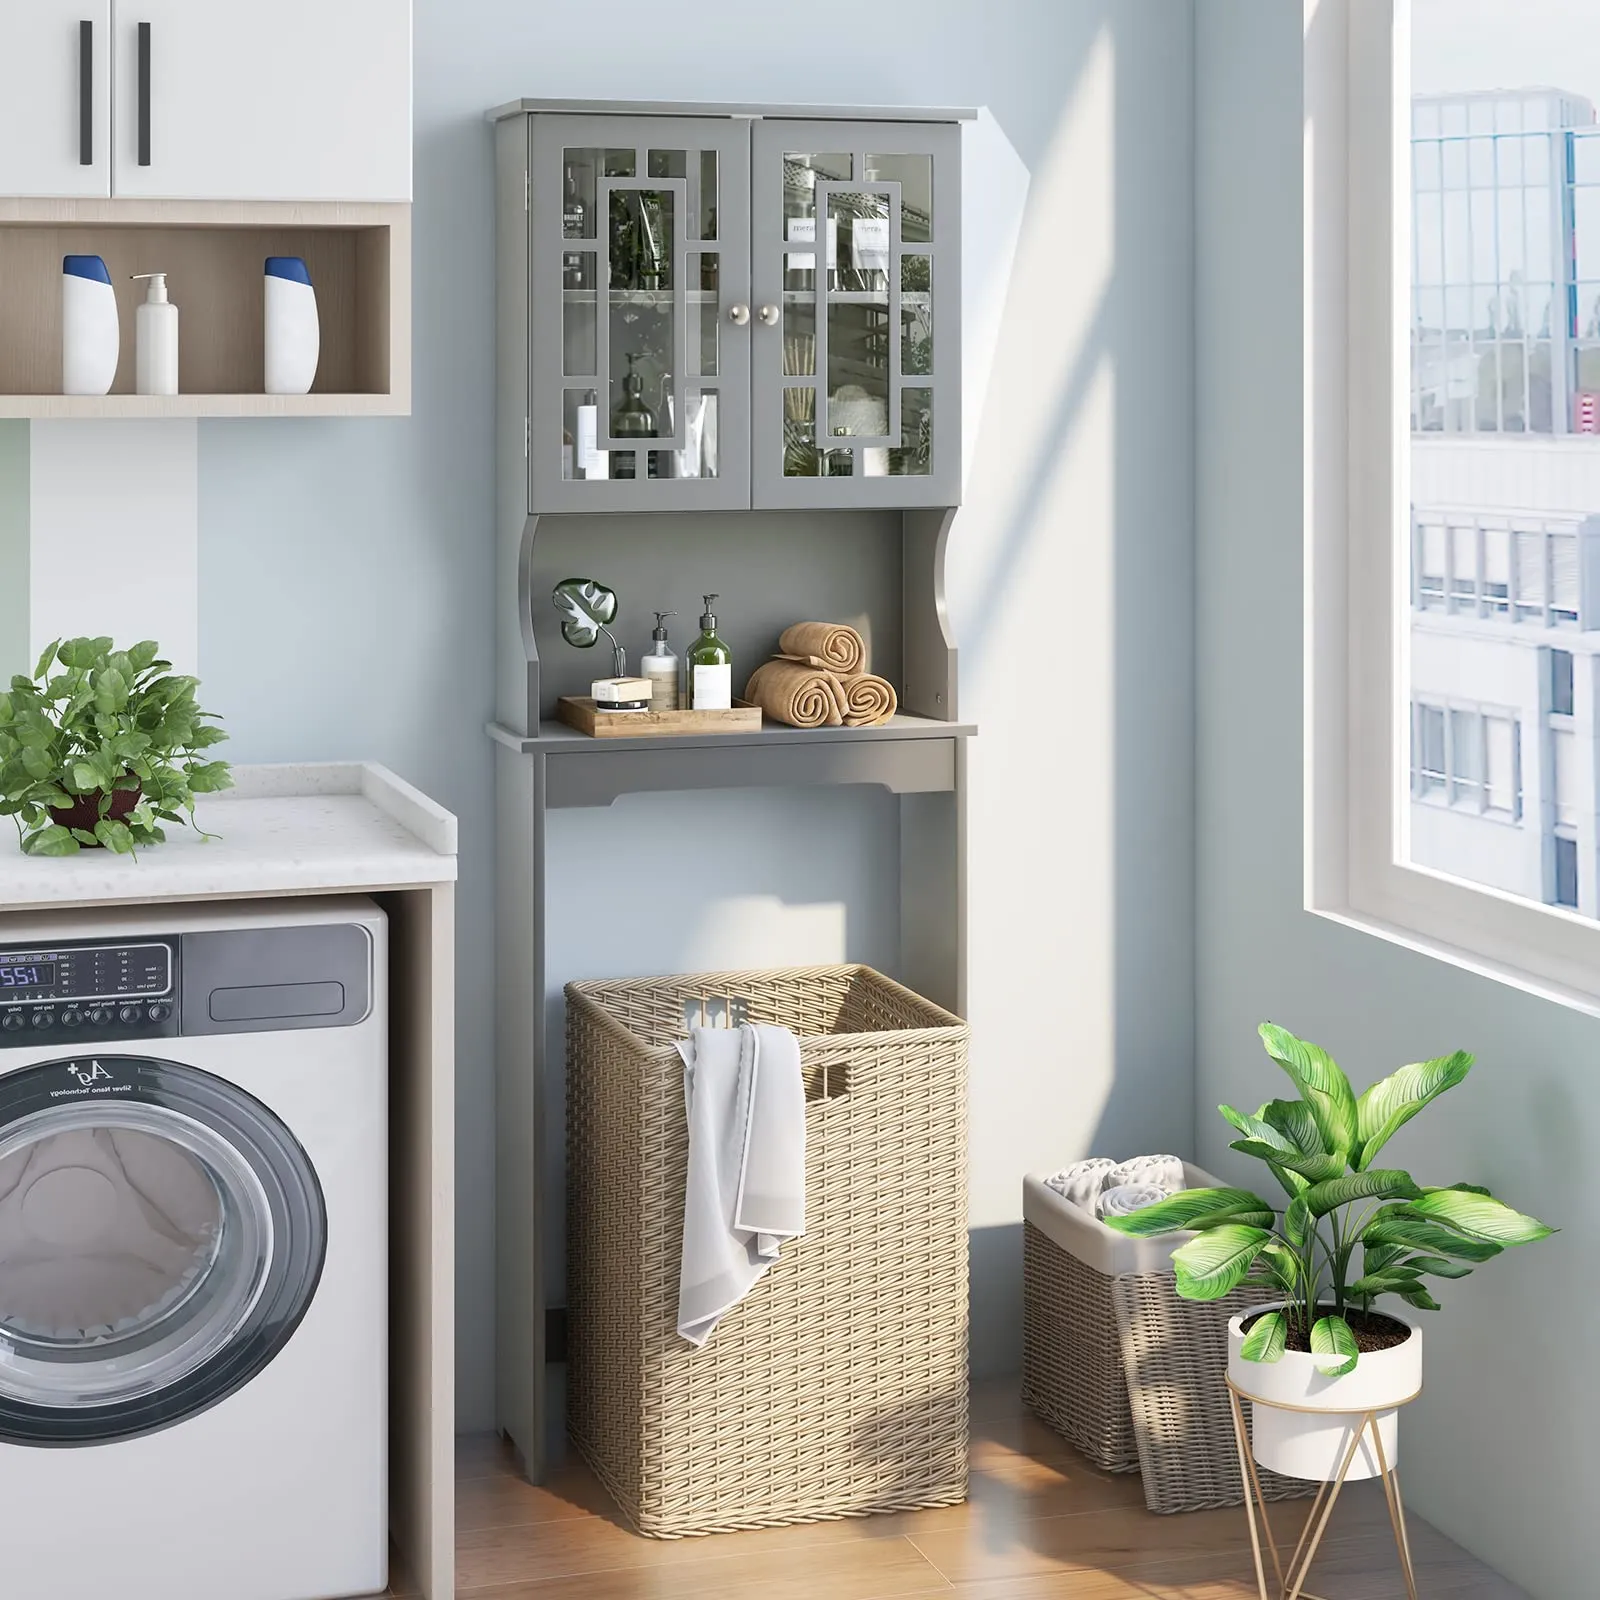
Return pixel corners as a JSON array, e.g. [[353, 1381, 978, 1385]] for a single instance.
[[1554, 835, 1580, 909], [1550, 648, 1576, 716], [1411, 700, 1522, 820]]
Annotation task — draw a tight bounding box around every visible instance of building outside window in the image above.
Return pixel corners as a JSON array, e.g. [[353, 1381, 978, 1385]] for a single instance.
[[1407, 9, 1600, 922]]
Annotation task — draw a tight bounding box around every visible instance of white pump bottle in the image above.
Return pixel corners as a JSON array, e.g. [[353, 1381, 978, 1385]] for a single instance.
[[131, 272, 179, 396]]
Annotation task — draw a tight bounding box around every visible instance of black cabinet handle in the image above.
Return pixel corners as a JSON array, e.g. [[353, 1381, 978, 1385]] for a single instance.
[[137, 21, 151, 167], [78, 20, 93, 166]]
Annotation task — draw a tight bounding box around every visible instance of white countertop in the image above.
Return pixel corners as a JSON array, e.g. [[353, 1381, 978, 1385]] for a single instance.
[[0, 763, 457, 912]]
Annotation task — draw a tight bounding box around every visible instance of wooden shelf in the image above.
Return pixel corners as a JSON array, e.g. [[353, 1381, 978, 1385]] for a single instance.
[[0, 391, 409, 419], [489, 712, 974, 809], [0, 198, 410, 417]]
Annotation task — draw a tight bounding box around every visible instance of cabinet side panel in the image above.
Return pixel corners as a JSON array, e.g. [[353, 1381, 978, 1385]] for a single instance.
[[384, 883, 456, 1600], [497, 116, 537, 732], [495, 746, 544, 1474]]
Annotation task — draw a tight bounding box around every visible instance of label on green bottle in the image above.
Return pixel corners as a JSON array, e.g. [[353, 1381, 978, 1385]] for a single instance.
[[692, 664, 732, 711]]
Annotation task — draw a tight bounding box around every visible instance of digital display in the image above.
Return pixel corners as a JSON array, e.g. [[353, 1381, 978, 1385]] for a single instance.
[[0, 962, 57, 991]]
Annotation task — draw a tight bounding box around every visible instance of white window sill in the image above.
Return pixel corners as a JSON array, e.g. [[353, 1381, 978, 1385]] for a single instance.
[[1310, 901, 1600, 1022]]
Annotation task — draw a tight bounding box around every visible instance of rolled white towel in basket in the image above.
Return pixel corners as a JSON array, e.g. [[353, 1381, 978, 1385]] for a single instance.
[[1096, 1183, 1170, 1221], [676, 1022, 807, 1349], [1043, 1157, 1117, 1212], [1107, 1154, 1186, 1194]]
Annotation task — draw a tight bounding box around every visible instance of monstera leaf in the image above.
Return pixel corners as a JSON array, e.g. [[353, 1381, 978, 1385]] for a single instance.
[[552, 578, 618, 649]]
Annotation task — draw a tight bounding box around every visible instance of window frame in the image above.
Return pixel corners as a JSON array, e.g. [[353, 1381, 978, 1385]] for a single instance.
[[1306, 0, 1600, 1014]]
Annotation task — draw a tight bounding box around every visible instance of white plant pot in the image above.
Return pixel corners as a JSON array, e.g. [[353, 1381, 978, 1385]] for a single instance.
[[1226, 1303, 1422, 1482]]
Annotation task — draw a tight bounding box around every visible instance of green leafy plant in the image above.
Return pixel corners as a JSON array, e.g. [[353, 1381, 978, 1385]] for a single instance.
[[0, 637, 232, 857], [1105, 1023, 1555, 1374]]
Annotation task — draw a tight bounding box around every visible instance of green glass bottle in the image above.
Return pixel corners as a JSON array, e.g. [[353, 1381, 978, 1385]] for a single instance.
[[610, 352, 657, 481], [687, 594, 732, 710]]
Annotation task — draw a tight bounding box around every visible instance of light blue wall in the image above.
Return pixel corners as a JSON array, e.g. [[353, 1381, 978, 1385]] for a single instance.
[[1197, 6, 1590, 1595], [200, 0, 1197, 1429]]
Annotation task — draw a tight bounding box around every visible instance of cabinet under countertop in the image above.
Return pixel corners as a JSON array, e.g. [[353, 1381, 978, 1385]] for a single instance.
[[0, 760, 458, 1600]]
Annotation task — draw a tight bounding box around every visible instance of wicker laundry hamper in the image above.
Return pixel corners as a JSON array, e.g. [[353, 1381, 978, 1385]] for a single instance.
[[1022, 1170, 1316, 1515], [565, 964, 970, 1538]]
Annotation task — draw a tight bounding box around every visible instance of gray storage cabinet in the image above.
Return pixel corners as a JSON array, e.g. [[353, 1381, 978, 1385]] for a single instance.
[[487, 99, 975, 1485]]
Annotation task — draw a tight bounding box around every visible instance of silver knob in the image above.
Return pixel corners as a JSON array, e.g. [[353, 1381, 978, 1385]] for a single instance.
[[757, 304, 780, 326], [728, 303, 750, 326]]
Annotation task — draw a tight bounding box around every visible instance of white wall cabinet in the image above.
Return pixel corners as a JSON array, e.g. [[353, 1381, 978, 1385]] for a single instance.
[[111, 0, 411, 202], [0, 3, 113, 199], [0, 1, 410, 202]]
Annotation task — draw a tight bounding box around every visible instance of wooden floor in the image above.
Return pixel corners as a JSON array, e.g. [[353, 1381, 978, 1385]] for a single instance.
[[392, 1386, 1525, 1599]]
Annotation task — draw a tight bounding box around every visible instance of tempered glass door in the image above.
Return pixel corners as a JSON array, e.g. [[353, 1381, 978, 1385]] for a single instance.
[[529, 116, 752, 512], [750, 121, 961, 508]]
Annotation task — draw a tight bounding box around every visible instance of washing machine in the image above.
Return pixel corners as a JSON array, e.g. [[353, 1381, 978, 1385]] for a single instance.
[[0, 896, 388, 1600]]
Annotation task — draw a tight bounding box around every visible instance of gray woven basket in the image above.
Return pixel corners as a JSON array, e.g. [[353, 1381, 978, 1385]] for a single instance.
[[1022, 1173, 1316, 1515], [566, 965, 970, 1538]]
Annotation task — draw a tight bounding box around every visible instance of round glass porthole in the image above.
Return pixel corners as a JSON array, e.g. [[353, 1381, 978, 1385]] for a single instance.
[[0, 1056, 325, 1446]]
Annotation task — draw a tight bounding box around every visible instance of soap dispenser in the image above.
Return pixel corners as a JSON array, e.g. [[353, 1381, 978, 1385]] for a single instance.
[[641, 612, 680, 711], [688, 595, 733, 711], [131, 272, 179, 396]]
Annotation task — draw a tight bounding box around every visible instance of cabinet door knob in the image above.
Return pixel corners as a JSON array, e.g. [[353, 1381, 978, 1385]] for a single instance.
[[727, 303, 750, 326], [757, 304, 780, 326]]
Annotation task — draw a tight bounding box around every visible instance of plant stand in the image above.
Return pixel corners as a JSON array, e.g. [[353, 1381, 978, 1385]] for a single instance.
[[1226, 1379, 1420, 1600]]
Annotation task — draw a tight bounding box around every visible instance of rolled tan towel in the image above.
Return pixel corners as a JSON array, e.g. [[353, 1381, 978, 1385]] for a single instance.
[[840, 672, 897, 727], [777, 621, 866, 676], [745, 659, 846, 728]]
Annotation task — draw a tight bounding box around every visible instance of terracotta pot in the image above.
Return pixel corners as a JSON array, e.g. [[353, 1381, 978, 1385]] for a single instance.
[[49, 782, 142, 843]]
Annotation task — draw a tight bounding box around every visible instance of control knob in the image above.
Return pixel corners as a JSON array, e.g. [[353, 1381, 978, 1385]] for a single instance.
[[85, 1006, 111, 1026], [117, 1004, 142, 1026], [0, 1011, 23, 1033], [61, 1009, 82, 1029], [147, 1002, 173, 1024], [30, 1010, 53, 1029]]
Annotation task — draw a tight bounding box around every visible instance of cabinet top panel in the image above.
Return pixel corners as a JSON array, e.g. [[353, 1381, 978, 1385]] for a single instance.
[[486, 98, 977, 125]]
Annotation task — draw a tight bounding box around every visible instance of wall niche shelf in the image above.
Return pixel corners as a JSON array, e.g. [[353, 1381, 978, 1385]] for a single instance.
[[489, 101, 973, 1487], [0, 199, 410, 417]]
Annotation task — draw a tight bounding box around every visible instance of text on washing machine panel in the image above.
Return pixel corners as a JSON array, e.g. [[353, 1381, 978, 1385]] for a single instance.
[[0, 938, 178, 1047]]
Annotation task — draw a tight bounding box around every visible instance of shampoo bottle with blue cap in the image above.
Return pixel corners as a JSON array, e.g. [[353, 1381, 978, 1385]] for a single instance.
[[264, 256, 319, 395], [62, 255, 119, 396]]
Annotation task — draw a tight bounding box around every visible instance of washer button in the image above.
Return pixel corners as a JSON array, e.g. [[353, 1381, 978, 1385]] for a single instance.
[[30, 1010, 53, 1029], [117, 1004, 141, 1025], [85, 1005, 110, 1026], [147, 1002, 172, 1024], [1, 1011, 23, 1033], [60, 1009, 82, 1029]]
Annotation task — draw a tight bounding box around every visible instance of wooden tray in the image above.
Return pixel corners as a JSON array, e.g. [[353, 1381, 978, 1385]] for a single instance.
[[556, 697, 764, 738]]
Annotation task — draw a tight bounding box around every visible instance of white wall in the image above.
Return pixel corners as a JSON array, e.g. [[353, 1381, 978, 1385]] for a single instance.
[[195, 0, 1196, 1425], [1198, 6, 1593, 1595]]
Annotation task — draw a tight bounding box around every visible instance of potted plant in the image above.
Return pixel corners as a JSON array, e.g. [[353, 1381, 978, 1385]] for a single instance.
[[0, 637, 232, 856], [1106, 1023, 1554, 1481]]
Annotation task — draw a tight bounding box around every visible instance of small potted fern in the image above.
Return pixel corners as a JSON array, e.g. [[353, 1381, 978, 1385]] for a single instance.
[[1106, 1023, 1554, 1482], [0, 637, 232, 856]]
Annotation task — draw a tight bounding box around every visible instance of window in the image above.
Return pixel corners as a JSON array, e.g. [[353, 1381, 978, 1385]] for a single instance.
[[1554, 836, 1580, 909], [1409, 700, 1522, 819], [1308, 0, 1600, 1013], [1550, 648, 1576, 716]]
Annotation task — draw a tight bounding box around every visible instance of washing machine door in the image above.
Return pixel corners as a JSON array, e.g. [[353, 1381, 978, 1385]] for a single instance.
[[0, 1054, 326, 1446]]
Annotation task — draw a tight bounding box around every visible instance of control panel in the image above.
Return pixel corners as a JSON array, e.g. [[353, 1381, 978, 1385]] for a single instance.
[[0, 938, 179, 1049]]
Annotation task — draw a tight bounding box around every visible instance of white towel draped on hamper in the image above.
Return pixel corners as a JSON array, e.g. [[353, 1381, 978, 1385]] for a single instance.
[[676, 1023, 807, 1348]]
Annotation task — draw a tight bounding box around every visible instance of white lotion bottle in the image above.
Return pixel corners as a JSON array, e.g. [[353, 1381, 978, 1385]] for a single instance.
[[264, 256, 320, 394], [62, 255, 119, 396], [641, 611, 680, 711], [131, 273, 179, 396]]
